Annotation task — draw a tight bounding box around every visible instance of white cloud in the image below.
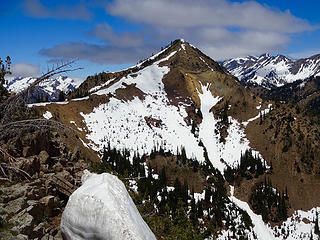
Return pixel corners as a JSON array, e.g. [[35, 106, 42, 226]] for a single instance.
[[39, 0, 318, 64], [107, 0, 313, 33], [91, 24, 145, 47], [103, 0, 316, 61], [10, 62, 41, 78], [40, 41, 156, 65], [193, 28, 290, 60]]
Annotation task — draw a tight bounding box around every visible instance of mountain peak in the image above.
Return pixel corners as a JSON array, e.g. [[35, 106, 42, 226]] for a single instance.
[[223, 52, 320, 88]]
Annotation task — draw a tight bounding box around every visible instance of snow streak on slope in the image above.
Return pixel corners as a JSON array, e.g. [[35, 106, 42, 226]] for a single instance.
[[61, 170, 156, 240], [197, 84, 263, 171], [242, 104, 273, 127], [218, 186, 320, 240], [224, 186, 276, 240]]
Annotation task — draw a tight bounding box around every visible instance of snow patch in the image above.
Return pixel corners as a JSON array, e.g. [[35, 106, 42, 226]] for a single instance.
[[71, 96, 89, 101], [242, 104, 272, 127], [194, 189, 206, 203], [27, 101, 69, 108], [42, 111, 52, 119]]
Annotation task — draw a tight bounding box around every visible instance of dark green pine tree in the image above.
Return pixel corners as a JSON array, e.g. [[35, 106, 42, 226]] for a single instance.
[[189, 198, 197, 225], [174, 178, 182, 198], [259, 111, 262, 125], [159, 166, 166, 188], [58, 91, 65, 101], [0, 56, 11, 102], [315, 211, 319, 235], [196, 201, 203, 218]]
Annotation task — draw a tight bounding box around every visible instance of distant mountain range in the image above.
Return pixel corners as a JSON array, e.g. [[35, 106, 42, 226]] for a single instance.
[[5, 76, 81, 101], [222, 53, 320, 88]]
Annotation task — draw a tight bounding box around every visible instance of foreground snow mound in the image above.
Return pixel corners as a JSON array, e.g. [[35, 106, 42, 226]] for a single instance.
[[60, 170, 156, 240]]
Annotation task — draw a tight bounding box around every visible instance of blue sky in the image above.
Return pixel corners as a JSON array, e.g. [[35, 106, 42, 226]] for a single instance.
[[1, 0, 319, 80]]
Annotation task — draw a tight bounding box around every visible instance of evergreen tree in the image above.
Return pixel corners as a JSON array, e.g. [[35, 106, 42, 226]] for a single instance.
[[315, 211, 319, 235], [197, 201, 203, 218], [160, 166, 166, 188], [0, 56, 11, 103], [102, 145, 108, 162], [58, 91, 65, 101], [174, 178, 182, 198], [189, 198, 197, 224], [259, 111, 262, 125]]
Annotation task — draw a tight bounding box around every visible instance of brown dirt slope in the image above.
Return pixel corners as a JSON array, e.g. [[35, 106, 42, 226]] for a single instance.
[[242, 103, 320, 211]]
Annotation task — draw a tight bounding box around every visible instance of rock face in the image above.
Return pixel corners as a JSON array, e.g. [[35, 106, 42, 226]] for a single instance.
[[61, 170, 156, 240], [0, 128, 96, 239]]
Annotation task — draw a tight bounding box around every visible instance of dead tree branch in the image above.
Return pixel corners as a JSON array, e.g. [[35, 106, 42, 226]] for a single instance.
[[0, 147, 32, 181], [0, 119, 76, 141]]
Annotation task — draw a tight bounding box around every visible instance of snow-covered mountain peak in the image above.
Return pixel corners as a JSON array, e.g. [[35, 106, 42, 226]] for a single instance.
[[222, 53, 320, 88], [52, 40, 262, 174], [5, 75, 82, 101]]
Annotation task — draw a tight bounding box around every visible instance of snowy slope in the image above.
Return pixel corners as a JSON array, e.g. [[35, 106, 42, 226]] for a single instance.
[[5, 76, 81, 101], [61, 170, 156, 240], [80, 47, 264, 173], [222, 53, 320, 88], [218, 186, 320, 240]]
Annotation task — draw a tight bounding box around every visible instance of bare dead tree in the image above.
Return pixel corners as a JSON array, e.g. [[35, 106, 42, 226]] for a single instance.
[[0, 59, 82, 124]]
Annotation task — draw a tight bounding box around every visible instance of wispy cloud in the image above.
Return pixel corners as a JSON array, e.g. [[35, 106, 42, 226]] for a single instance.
[[107, 0, 313, 33], [23, 0, 92, 20], [90, 24, 145, 48], [9, 62, 41, 78], [39, 0, 317, 64], [40, 41, 156, 65]]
